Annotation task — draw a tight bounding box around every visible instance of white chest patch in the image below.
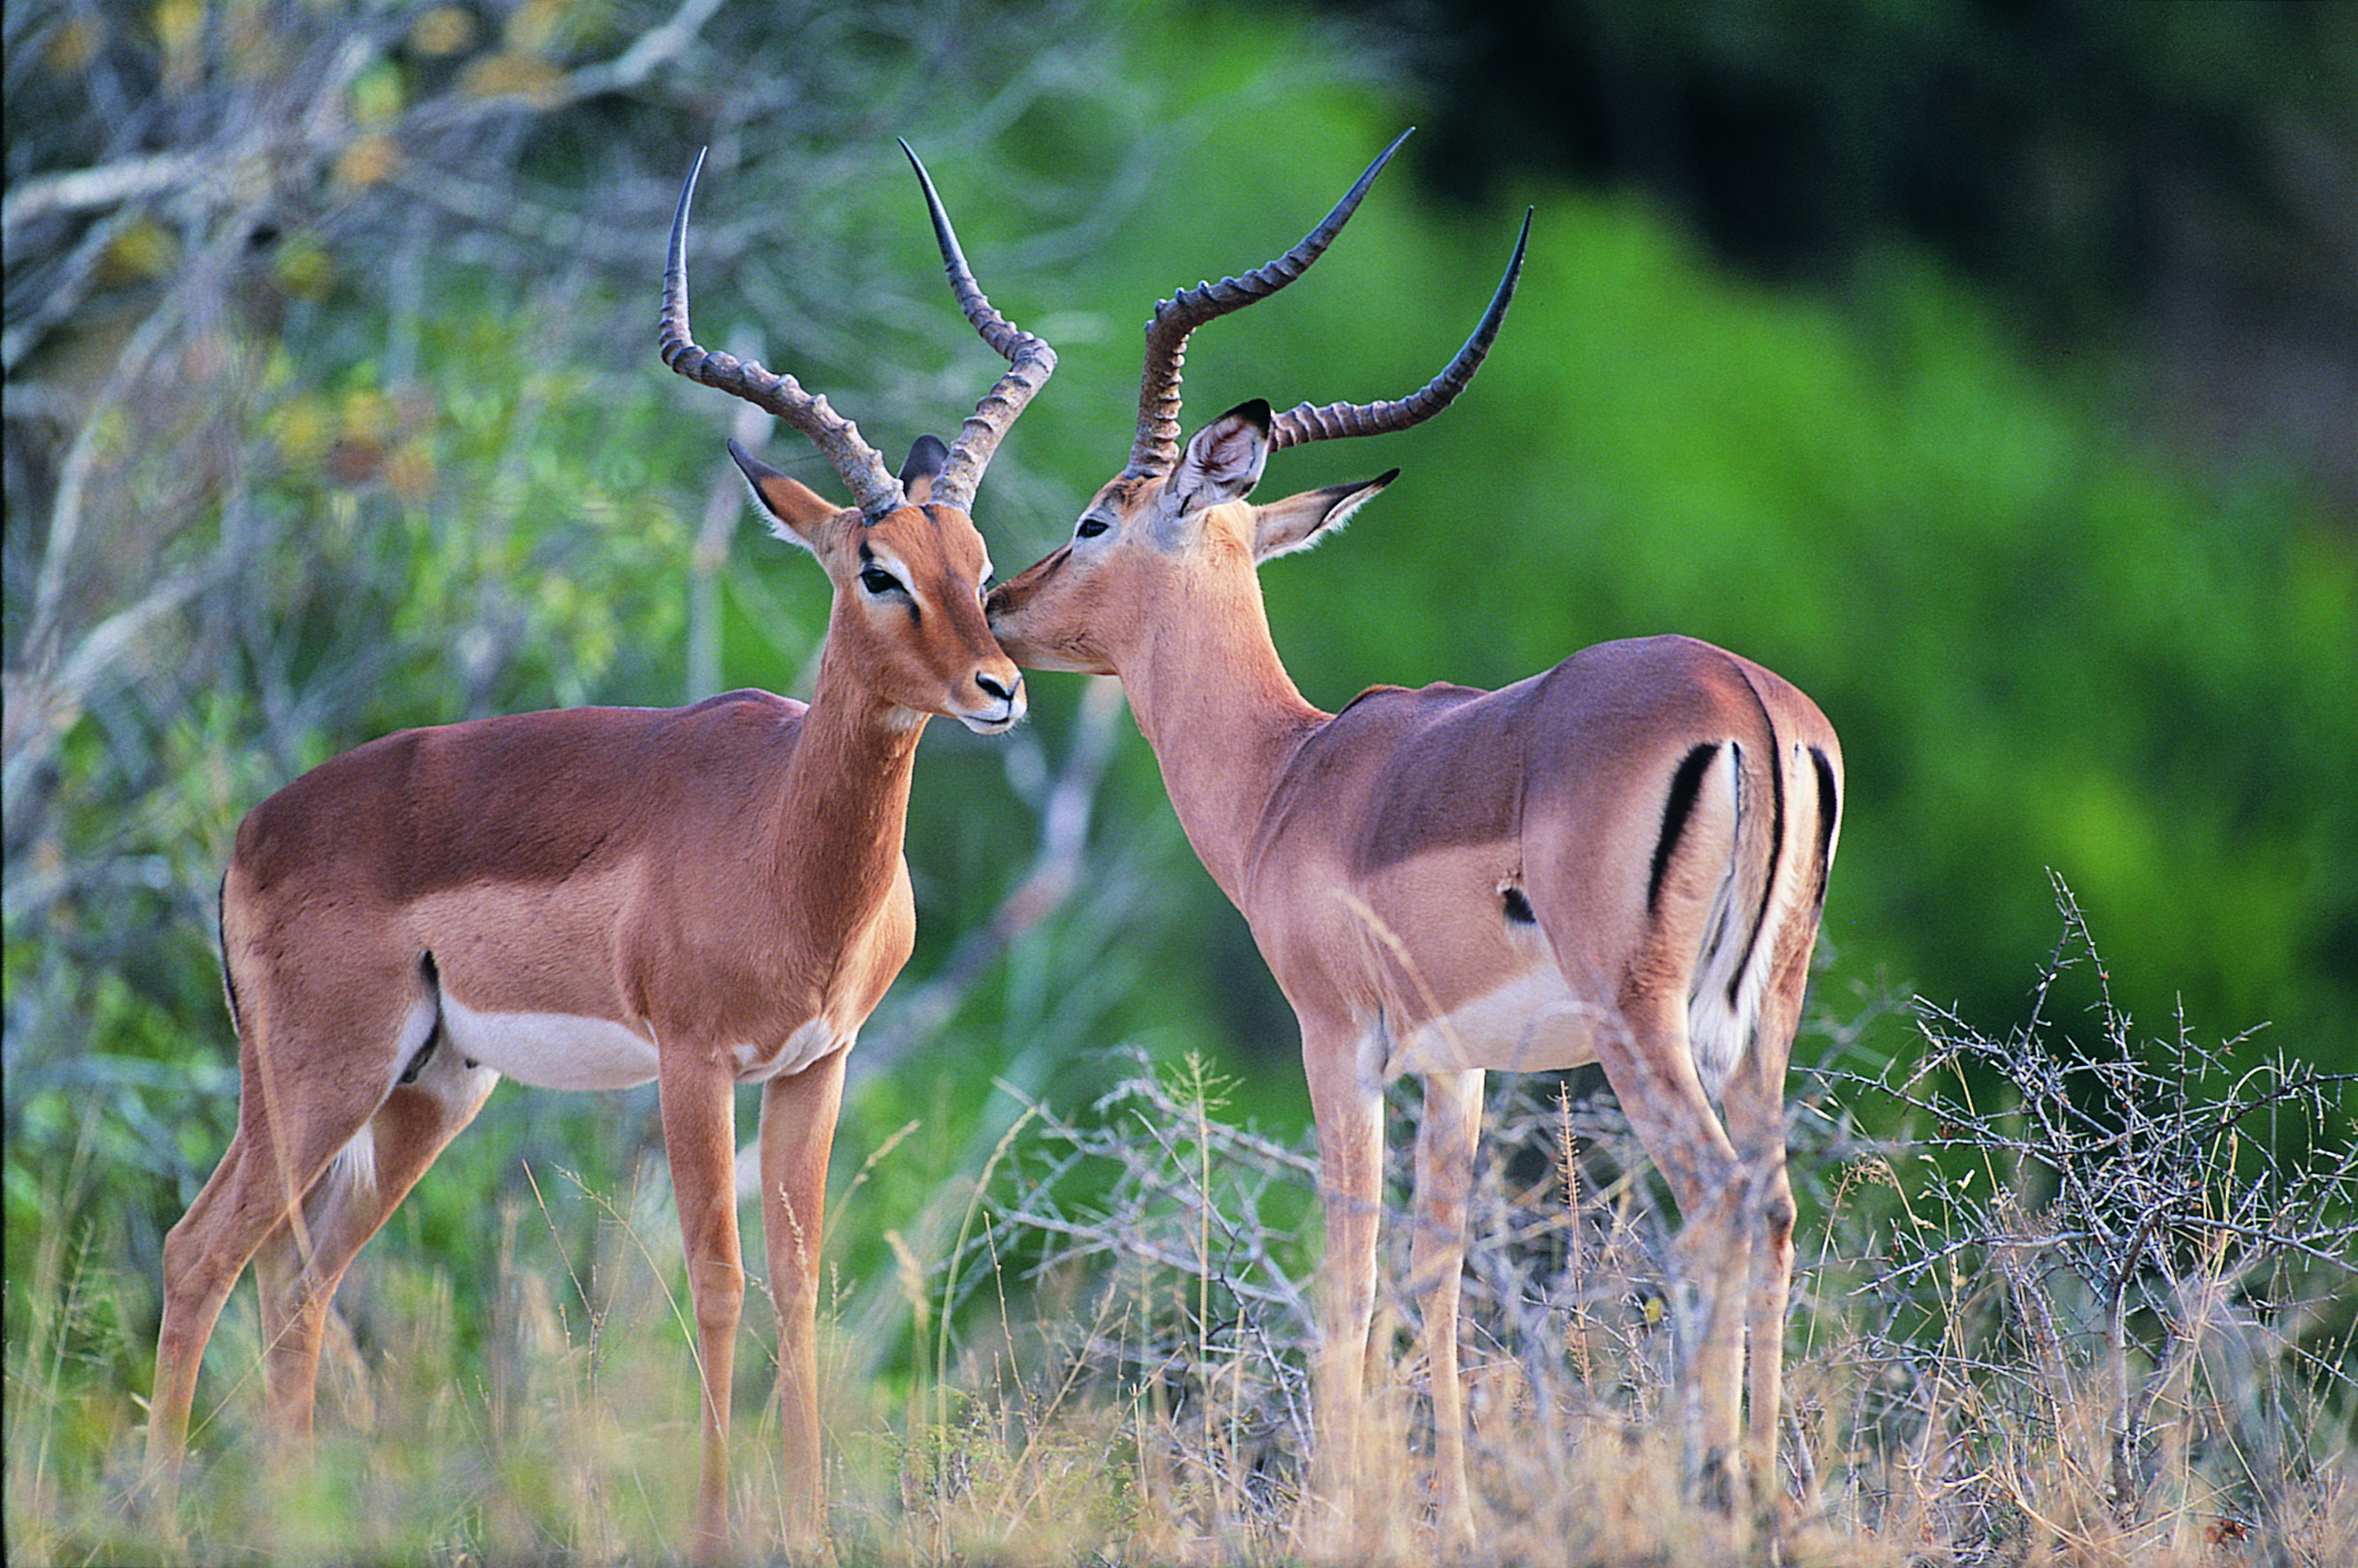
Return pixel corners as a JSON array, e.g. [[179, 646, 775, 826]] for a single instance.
[[439, 996, 661, 1091], [1381, 963, 1608, 1077]]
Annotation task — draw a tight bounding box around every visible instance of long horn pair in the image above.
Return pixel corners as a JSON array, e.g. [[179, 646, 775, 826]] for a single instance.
[[1125, 128, 1528, 477], [659, 145, 1055, 520]]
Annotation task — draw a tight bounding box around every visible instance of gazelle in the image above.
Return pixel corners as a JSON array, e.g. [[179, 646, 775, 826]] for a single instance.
[[146, 144, 1051, 1560], [984, 133, 1842, 1549]]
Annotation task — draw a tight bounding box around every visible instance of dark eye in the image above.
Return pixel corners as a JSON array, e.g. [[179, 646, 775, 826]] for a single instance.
[[1076, 516, 1109, 539], [860, 566, 903, 596]]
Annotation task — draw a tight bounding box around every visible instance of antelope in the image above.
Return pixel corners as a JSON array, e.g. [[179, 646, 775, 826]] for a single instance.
[[984, 133, 1842, 1549], [146, 144, 1051, 1561]]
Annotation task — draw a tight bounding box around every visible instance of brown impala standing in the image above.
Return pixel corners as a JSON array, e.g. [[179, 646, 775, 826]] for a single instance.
[[147, 144, 1053, 1562], [985, 132, 1842, 1551]]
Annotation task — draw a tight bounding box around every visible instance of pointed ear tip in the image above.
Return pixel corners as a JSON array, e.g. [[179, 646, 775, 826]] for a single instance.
[[1375, 467, 1403, 485]]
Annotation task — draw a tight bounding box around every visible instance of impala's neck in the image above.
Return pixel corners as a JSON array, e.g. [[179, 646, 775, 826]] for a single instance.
[[771, 640, 927, 926], [1117, 573, 1327, 905]]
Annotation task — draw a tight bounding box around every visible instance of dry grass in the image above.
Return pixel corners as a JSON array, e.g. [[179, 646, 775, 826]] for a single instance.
[[9, 904, 2354, 1565]]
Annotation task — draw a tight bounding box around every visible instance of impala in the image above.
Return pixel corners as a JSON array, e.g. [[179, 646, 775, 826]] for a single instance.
[[147, 144, 1052, 1560], [985, 133, 1842, 1549]]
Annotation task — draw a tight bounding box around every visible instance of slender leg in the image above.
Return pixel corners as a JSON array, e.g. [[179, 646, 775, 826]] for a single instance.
[[252, 1067, 497, 1449], [1593, 1000, 1747, 1507], [1410, 1069, 1484, 1550], [1721, 940, 1812, 1531], [150, 1050, 386, 1486], [658, 1053, 744, 1566], [759, 1044, 849, 1555], [151, 1134, 266, 1487], [1303, 1031, 1384, 1560]]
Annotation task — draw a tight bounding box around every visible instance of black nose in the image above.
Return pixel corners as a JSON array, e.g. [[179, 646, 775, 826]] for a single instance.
[[977, 671, 1019, 703]]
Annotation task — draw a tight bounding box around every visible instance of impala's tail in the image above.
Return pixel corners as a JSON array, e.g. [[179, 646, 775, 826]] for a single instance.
[[1681, 678, 1841, 1097]]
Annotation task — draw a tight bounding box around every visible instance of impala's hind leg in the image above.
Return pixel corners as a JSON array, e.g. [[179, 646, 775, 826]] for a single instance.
[[1593, 990, 1748, 1507], [253, 1041, 497, 1441], [152, 1077, 380, 1479], [149, 971, 436, 1480], [1718, 925, 1817, 1529]]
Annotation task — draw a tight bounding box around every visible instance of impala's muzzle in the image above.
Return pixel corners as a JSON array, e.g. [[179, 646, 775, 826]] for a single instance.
[[956, 667, 1026, 734]]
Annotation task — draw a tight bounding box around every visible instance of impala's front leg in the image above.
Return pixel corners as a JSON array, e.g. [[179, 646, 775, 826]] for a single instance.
[[1303, 1031, 1385, 1559], [760, 1044, 850, 1555], [659, 1052, 745, 1564], [1409, 1069, 1484, 1550]]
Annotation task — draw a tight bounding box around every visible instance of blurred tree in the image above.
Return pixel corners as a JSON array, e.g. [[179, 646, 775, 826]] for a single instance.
[[1312, 0, 2358, 507]]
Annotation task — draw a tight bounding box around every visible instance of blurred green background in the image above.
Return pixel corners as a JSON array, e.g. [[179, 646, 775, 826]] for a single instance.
[[5, 0, 2354, 1417]]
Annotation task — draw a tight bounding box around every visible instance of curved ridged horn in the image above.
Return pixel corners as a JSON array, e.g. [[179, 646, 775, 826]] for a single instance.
[[658, 147, 907, 522], [899, 141, 1059, 515], [1125, 128, 1413, 477], [1271, 208, 1529, 450]]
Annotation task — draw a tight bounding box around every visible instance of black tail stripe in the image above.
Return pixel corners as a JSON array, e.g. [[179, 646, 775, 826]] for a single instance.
[[1648, 742, 1722, 917], [216, 871, 243, 1038], [1809, 745, 1840, 907]]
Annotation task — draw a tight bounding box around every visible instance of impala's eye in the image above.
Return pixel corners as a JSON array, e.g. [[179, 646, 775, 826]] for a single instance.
[[1076, 516, 1110, 539], [860, 566, 903, 596]]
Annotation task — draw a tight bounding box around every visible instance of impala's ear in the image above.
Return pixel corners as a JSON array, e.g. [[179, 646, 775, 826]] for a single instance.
[[1171, 399, 1273, 515], [899, 434, 949, 505], [729, 439, 841, 551], [1252, 468, 1399, 562]]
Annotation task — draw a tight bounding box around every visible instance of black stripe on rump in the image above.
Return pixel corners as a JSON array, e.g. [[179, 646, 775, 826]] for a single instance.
[[1810, 744, 1840, 906], [1647, 741, 1723, 917]]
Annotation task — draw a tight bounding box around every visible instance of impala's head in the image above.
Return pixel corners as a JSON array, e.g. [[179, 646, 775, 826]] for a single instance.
[[984, 130, 1525, 680], [986, 400, 1396, 676], [661, 144, 1055, 734], [728, 433, 1022, 733]]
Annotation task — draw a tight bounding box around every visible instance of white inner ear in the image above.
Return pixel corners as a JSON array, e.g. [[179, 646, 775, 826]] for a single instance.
[[1172, 415, 1271, 512]]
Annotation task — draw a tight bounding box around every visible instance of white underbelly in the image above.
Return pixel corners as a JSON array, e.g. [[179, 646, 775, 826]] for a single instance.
[[440, 996, 660, 1091], [437, 996, 845, 1091], [1381, 962, 1607, 1076]]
